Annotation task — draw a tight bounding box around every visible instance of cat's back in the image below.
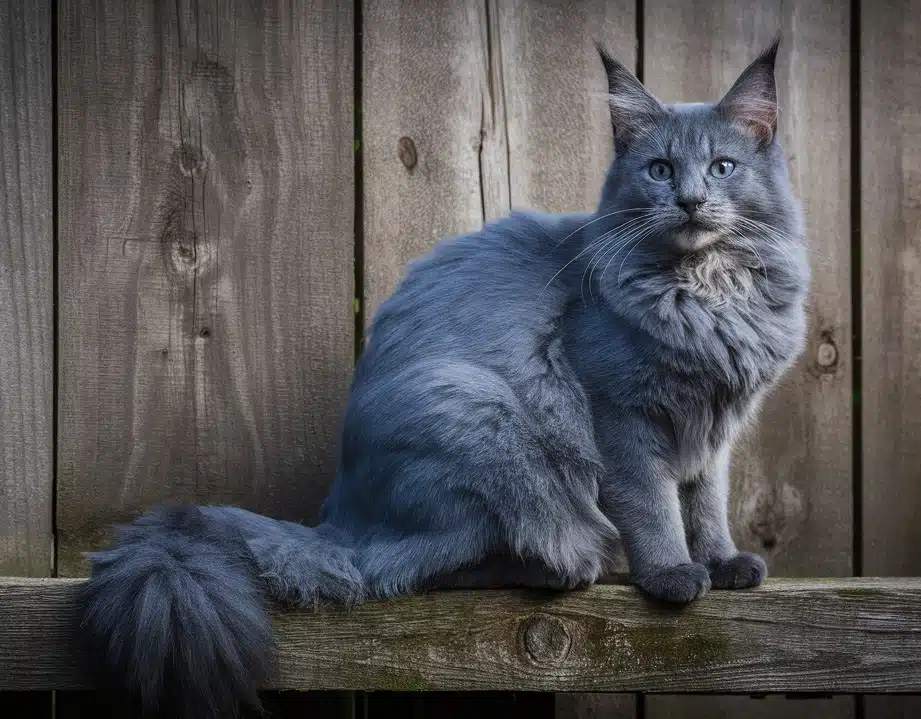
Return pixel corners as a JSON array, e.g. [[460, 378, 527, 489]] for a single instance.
[[361, 210, 589, 370]]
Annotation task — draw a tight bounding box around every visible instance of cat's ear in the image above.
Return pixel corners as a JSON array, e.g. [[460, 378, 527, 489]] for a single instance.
[[595, 42, 664, 144], [717, 39, 780, 144]]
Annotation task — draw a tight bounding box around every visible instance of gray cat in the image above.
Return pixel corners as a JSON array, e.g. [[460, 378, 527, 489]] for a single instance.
[[79, 40, 808, 718]]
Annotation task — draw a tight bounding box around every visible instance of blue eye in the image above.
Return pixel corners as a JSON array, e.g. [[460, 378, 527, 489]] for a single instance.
[[649, 160, 673, 181], [710, 159, 735, 178]]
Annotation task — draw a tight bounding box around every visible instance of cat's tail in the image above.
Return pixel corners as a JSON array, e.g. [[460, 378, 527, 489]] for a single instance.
[[78, 503, 364, 718]]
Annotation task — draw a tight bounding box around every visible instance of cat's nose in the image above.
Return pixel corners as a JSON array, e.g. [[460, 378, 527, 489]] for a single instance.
[[677, 198, 706, 217]]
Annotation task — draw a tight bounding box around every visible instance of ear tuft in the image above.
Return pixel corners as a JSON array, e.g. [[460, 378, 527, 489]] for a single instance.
[[595, 41, 664, 145], [717, 37, 781, 144]]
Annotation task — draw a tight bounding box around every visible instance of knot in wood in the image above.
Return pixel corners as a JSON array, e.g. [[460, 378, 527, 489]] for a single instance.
[[179, 143, 206, 178], [519, 613, 571, 667], [397, 136, 417, 170], [816, 341, 838, 370]]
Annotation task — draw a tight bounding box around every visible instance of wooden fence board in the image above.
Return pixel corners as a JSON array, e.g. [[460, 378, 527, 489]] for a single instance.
[[861, 1, 921, 717], [362, 0, 502, 323], [56, 0, 355, 576], [554, 693, 636, 718], [0, 0, 53, 579], [495, 0, 635, 215], [860, 0, 921, 592], [2, 578, 921, 693], [494, 3, 638, 715], [641, 1, 853, 717]]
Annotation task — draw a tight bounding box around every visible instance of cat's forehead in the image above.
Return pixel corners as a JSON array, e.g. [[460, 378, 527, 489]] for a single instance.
[[652, 102, 744, 158]]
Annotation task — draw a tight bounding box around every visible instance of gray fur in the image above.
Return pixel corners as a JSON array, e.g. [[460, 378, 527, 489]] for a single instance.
[[79, 40, 808, 716]]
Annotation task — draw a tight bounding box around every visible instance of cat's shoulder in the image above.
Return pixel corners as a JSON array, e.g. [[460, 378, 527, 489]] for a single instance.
[[405, 210, 593, 274], [484, 210, 594, 250]]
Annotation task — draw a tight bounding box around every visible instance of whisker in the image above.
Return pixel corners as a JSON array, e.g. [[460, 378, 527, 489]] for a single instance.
[[588, 218, 660, 298], [726, 228, 774, 302], [614, 225, 660, 286], [730, 219, 804, 279], [537, 212, 659, 300], [544, 208, 655, 256], [578, 216, 659, 304]]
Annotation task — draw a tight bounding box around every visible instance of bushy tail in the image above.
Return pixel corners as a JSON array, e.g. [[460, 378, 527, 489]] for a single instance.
[[78, 504, 364, 718]]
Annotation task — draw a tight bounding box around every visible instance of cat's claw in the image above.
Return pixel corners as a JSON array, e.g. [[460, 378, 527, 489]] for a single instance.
[[709, 552, 767, 589], [634, 563, 711, 603]]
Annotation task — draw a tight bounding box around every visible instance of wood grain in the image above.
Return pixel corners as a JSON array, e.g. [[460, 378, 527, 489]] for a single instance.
[[2, 577, 921, 692], [56, 0, 355, 575], [493, 3, 638, 714], [861, 2, 921, 717], [362, 0, 502, 323], [0, 0, 53, 578], [495, 0, 635, 214], [860, 0, 921, 586], [641, 2, 853, 717]]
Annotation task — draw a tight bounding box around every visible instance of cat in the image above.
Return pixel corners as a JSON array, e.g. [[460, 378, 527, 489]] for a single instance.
[[79, 39, 809, 718]]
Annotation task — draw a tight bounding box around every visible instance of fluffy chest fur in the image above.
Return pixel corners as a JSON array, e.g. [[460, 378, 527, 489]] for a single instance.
[[564, 237, 808, 479]]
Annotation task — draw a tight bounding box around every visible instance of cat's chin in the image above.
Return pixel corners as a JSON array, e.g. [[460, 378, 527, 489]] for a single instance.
[[673, 222, 722, 253]]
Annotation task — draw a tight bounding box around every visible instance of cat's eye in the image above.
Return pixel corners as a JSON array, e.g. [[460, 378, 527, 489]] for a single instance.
[[709, 159, 735, 178], [649, 160, 673, 181]]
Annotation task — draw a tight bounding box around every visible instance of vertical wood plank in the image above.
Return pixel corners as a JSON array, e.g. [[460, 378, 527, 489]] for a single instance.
[[641, 1, 853, 718], [643, 697, 851, 719], [0, 0, 53, 579], [495, 0, 635, 214], [1, 3, 54, 715], [56, 0, 354, 575], [362, 0, 499, 322], [495, 3, 637, 715], [860, 0, 921, 584], [861, 1, 921, 717], [555, 693, 637, 719]]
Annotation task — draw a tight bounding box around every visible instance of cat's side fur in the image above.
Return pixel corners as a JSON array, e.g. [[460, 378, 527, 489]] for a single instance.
[[79, 40, 809, 717]]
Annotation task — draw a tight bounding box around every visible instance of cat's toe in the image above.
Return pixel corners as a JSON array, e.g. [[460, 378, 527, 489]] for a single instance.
[[634, 563, 711, 603], [710, 552, 767, 589]]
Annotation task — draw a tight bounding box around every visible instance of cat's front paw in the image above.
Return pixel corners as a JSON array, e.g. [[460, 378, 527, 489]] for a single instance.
[[709, 552, 767, 589], [634, 563, 711, 603]]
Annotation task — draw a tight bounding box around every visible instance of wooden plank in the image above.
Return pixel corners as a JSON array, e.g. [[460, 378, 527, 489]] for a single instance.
[[555, 693, 637, 718], [642, 696, 852, 719], [0, 7, 54, 713], [1, 578, 921, 692], [0, 0, 53, 578], [860, 0, 921, 591], [640, 2, 853, 718], [861, 2, 921, 718], [56, 0, 355, 576], [495, 0, 635, 214], [362, 0, 505, 323], [493, 3, 638, 715]]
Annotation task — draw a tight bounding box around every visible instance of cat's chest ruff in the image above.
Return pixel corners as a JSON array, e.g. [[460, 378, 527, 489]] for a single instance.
[[674, 251, 757, 306]]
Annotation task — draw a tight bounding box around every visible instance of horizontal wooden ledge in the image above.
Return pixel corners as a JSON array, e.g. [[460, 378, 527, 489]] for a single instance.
[[1, 577, 920, 693]]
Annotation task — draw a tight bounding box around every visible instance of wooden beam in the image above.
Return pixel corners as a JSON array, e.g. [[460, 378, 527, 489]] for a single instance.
[[2, 577, 920, 693]]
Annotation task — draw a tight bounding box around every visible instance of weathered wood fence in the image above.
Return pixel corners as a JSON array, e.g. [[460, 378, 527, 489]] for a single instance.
[[0, 0, 919, 717]]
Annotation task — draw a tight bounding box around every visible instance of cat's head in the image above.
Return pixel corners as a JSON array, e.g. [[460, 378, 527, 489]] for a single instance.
[[595, 40, 800, 255]]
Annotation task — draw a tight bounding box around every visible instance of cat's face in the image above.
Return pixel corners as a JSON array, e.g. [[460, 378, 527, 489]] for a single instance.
[[597, 41, 796, 254]]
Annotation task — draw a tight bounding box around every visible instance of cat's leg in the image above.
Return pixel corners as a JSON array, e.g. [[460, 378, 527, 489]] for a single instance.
[[681, 448, 767, 589], [605, 468, 711, 602], [356, 527, 492, 598], [597, 415, 710, 603], [336, 359, 610, 595]]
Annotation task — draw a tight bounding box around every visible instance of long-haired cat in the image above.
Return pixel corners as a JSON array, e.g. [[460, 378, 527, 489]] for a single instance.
[[79, 40, 808, 718]]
